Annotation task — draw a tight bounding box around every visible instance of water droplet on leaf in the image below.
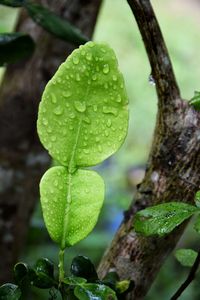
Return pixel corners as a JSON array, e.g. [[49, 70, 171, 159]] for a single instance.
[[74, 101, 86, 113], [53, 106, 63, 115], [103, 64, 110, 74]]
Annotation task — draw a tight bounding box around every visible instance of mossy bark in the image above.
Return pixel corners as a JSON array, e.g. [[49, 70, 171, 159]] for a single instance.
[[98, 1, 200, 299]]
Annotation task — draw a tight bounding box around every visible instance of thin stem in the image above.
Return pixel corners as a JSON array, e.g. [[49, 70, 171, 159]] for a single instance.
[[127, 0, 180, 103], [170, 249, 200, 300], [59, 249, 65, 284]]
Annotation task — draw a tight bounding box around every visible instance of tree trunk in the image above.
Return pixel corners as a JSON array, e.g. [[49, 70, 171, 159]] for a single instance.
[[98, 1, 200, 299], [0, 0, 102, 284]]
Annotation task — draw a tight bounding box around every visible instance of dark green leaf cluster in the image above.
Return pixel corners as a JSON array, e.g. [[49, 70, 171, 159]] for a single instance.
[[0, 256, 132, 300], [133, 201, 199, 237], [0, 0, 88, 66]]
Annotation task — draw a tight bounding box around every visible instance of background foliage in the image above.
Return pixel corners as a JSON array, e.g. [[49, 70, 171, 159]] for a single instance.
[[1, 0, 200, 299]]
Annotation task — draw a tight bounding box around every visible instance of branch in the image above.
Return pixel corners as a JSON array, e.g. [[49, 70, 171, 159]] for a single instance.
[[98, 1, 200, 299], [127, 0, 180, 103], [171, 249, 200, 300]]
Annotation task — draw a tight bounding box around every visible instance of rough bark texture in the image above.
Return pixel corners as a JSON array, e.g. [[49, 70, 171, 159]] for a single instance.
[[0, 0, 102, 283], [98, 1, 200, 299]]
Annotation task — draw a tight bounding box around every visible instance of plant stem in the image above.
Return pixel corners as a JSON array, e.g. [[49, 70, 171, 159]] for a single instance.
[[59, 249, 65, 284], [170, 249, 200, 300]]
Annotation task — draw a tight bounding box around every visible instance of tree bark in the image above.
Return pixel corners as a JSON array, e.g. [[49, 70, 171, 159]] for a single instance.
[[0, 0, 102, 283], [98, 1, 200, 299]]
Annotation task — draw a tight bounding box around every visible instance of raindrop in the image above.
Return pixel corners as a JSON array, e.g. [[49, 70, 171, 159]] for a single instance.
[[62, 91, 71, 98], [76, 74, 81, 81], [74, 101, 86, 113], [116, 95, 122, 103], [105, 130, 109, 137], [86, 52, 92, 61], [42, 118, 48, 126], [95, 137, 100, 142], [72, 56, 79, 65], [69, 125, 74, 130], [103, 106, 118, 116], [53, 106, 63, 115], [98, 145, 102, 153], [93, 105, 98, 112], [88, 41, 95, 48], [113, 75, 117, 81], [92, 74, 97, 81], [106, 119, 112, 127], [81, 49, 86, 56], [51, 135, 57, 142], [103, 64, 110, 74], [51, 93, 57, 104], [148, 74, 156, 86], [104, 83, 108, 89], [83, 116, 91, 124], [83, 149, 89, 154]]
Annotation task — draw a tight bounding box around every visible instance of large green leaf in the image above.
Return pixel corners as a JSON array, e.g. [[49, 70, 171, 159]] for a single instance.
[[0, 33, 35, 66], [133, 202, 199, 237], [74, 283, 117, 300], [37, 41, 129, 170], [175, 249, 197, 267], [40, 166, 104, 248], [25, 2, 88, 45], [0, 0, 25, 7], [0, 284, 21, 300]]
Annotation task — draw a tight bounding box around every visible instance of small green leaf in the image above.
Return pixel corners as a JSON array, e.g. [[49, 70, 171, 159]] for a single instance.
[[194, 214, 200, 234], [115, 280, 130, 294], [14, 262, 29, 285], [70, 256, 98, 282], [175, 249, 198, 267], [29, 258, 55, 288], [0, 283, 21, 300], [195, 191, 200, 208], [0, 33, 35, 66], [74, 283, 117, 300], [40, 167, 104, 248], [63, 276, 87, 286], [25, 2, 88, 45], [134, 202, 198, 237], [37, 41, 129, 169], [0, 0, 25, 7], [189, 91, 200, 111]]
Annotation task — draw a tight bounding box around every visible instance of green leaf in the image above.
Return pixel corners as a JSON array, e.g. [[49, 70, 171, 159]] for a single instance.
[[0, 283, 21, 300], [40, 166, 104, 248], [74, 283, 117, 300], [14, 262, 29, 285], [189, 91, 200, 111], [70, 256, 98, 282], [0, 0, 25, 7], [194, 191, 200, 208], [175, 249, 198, 267], [0, 33, 35, 66], [29, 258, 55, 288], [194, 214, 200, 234], [133, 202, 198, 237], [25, 2, 88, 45], [37, 41, 129, 169], [115, 280, 130, 294], [63, 276, 87, 286]]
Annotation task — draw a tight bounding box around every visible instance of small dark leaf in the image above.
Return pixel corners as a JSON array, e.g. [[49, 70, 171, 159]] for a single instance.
[[0, 33, 35, 66], [25, 2, 88, 45], [63, 276, 87, 286], [102, 272, 119, 289], [14, 262, 29, 285], [189, 91, 200, 111], [0, 283, 21, 300], [195, 191, 200, 208], [30, 258, 55, 288], [70, 256, 98, 282], [175, 249, 198, 267], [134, 202, 198, 237], [74, 283, 117, 300], [194, 215, 200, 234], [0, 0, 25, 7]]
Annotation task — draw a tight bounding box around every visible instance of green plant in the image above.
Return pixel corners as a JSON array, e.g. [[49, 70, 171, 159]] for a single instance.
[[0, 41, 130, 299]]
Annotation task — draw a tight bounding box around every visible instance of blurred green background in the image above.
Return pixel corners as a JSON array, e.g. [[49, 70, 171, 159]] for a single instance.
[[1, 0, 200, 299]]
